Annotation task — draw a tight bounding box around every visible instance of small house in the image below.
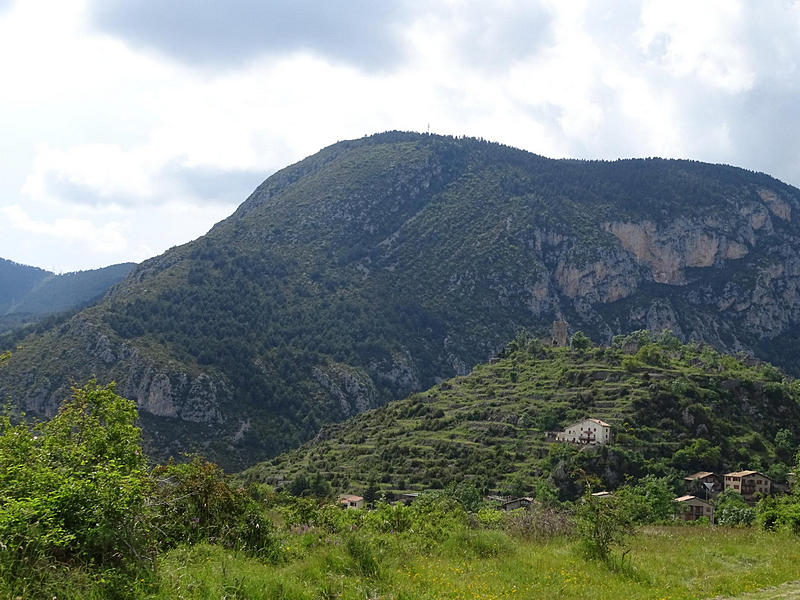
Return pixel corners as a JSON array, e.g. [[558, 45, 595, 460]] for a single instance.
[[724, 471, 772, 503], [501, 497, 535, 511], [395, 492, 419, 505], [684, 471, 721, 496], [555, 418, 612, 445], [338, 494, 365, 510], [675, 495, 714, 523]]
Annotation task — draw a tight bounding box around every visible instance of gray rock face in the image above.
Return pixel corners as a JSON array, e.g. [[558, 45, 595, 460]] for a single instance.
[[7, 313, 227, 425], [313, 362, 379, 418]]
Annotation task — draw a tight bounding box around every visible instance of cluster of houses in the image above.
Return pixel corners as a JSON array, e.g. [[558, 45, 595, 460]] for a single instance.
[[338, 415, 789, 523], [675, 469, 793, 523], [338, 468, 787, 520]]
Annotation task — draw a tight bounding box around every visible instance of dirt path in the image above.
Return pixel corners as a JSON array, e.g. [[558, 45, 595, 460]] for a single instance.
[[717, 581, 800, 600]]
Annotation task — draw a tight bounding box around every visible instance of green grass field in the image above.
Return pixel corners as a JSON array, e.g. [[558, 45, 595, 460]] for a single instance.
[[148, 527, 800, 600]]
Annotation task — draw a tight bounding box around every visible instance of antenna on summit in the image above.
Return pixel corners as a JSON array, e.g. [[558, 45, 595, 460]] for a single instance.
[[427, 123, 430, 135]]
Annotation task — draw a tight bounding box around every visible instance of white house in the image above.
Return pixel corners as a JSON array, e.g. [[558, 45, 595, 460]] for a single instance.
[[338, 494, 365, 510], [555, 418, 612, 445]]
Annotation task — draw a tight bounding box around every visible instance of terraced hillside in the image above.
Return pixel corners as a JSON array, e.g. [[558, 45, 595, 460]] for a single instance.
[[242, 332, 800, 499]]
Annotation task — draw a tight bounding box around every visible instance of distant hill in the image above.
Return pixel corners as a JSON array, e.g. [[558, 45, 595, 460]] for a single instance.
[[0, 258, 50, 313], [0, 258, 134, 333], [2, 131, 800, 469], [241, 332, 800, 499]]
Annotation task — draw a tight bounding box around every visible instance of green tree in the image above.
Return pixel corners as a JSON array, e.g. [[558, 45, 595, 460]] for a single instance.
[[575, 491, 634, 561], [570, 331, 591, 350], [445, 480, 483, 512], [672, 438, 722, 472], [775, 428, 795, 462], [363, 479, 380, 506], [615, 476, 678, 524], [310, 472, 333, 498], [149, 457, 275, 556], [289, 473, 311, 496]]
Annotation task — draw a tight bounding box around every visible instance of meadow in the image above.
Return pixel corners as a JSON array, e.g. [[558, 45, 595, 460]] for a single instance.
[[152, 526, 799, 600]]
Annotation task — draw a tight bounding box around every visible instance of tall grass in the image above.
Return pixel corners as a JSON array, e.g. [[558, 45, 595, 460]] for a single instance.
[[149, 527, 800, 600]]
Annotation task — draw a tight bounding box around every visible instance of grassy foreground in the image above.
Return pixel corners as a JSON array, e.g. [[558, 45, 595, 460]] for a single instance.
[[150, 527, 799, 600]]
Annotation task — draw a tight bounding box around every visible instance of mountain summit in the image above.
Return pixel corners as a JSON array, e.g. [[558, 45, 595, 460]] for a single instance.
[[2, 132, 799, 468]]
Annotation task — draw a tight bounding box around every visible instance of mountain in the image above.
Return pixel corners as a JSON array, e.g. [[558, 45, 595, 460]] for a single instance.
[[0, 258, 51, 313], [240, 332, 800, 499], [1, 131, 800, 469], [0, 259, 135, 334]]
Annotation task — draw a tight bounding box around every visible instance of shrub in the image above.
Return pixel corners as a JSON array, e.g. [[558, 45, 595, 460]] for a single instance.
[[503, 505, 575, 540], [715, 490, 755, 527], [475, 506, 504, 529], [403, 492, 468, 547], [575, 492, 634, 561], [149, 457, 277, 558], [757, 495, 800, 533], [0, 381, 151, 589]]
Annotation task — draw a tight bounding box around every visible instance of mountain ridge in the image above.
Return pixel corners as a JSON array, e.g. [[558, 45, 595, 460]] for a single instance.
[[0, 258, 135, 334], [1, 131, 799, 469]]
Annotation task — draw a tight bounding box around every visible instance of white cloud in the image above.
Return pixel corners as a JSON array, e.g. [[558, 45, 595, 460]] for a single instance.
[[1, 203, 126, 256], [637, 0, 755, 93], [1, 0, 800, 272]]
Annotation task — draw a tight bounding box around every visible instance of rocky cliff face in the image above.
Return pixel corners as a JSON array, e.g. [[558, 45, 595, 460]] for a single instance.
[[2, 132, 800, 467]]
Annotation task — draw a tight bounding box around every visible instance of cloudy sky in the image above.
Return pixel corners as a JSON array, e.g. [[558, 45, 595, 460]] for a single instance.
[[2, 0, 799, 272]]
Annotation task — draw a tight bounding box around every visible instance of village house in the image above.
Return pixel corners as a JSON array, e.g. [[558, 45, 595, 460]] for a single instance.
[[553, 418, 612, 445], [724, 471, 772, 503], [501, 497, 534, 511], [675, 495, 714, 523], [684, 471, 722, 496], [395, 492, 419, 505], [338, 494, 365, 510]]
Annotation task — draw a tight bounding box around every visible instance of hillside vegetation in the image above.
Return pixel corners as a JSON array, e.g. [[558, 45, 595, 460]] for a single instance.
[[243, 331, 800, 499], [5, 355, 800, 598], [2, 132, 800, 468]]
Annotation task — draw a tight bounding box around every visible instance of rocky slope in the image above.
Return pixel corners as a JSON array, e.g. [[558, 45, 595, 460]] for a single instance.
[[1, 132, 799, 468]]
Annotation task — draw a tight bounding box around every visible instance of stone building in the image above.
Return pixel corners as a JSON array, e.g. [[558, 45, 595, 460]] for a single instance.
[[724, 471, 772, 503], [675, 495, 714, 523], [554, 418, 612, 445]]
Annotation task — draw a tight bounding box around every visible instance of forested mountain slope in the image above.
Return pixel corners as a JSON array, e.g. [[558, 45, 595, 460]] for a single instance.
[[0, 259, 134, 333], [1, 132, 799, 468], [0, 258, 51, 313]]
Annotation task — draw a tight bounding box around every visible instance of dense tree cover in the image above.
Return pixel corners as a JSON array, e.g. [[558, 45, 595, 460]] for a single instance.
[[0, 258, 132, 319], [0, 257, 49, 311]]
